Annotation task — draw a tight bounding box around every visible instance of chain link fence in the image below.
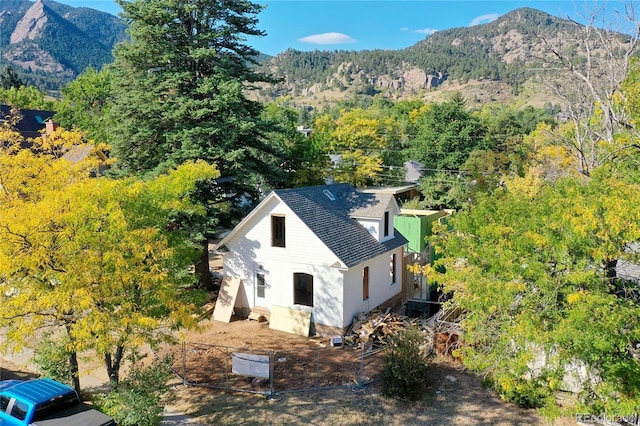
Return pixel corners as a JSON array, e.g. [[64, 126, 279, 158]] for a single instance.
[[164, 341, 383, 398]]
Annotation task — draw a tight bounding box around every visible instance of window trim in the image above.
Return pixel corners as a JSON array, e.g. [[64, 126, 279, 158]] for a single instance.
[[271, 215, 286, 247], [256, 272, 266, 299]]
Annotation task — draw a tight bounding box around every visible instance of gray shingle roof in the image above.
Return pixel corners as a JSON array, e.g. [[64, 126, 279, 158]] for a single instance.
[[274, 183, 407, 268]]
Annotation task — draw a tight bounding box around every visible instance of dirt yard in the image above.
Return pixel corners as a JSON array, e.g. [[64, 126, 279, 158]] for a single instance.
[[162, 317, 576, 426], [1, 316, 578, 425]]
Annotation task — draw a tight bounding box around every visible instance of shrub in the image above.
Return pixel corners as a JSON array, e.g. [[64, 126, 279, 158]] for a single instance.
[[497, 376, 554, 409], [382, 326, 430, 401], [31, 334, 75, 386], [96, 355, 173, 426]]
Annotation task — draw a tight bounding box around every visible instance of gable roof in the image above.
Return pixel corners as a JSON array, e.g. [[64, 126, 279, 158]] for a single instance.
[[404, 160, 425, 183], [273, 183, 407, 268]]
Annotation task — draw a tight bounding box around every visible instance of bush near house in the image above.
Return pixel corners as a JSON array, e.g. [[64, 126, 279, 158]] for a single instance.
[[382, 326, 430, 401]]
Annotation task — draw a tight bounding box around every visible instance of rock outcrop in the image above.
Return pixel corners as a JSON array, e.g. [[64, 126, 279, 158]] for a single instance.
[[10, 0, 47, 44]]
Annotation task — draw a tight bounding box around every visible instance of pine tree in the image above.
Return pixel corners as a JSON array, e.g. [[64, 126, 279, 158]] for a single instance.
[[108, 0, 284, 203]]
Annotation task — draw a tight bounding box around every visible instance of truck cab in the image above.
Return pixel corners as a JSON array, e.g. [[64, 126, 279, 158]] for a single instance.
[[0, 378, 114, 426]]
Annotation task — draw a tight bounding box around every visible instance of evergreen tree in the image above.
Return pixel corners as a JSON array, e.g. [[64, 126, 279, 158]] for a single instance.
[[0, 65, 24, 90], [108, 0, 283, 205]]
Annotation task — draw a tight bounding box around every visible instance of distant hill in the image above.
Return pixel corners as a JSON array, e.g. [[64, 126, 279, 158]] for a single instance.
[[255, 8, 607, 108], [0, 4, 626, 108], [0, 0, 127, 93]]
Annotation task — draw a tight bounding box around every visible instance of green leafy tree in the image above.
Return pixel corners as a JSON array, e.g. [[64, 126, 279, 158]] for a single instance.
[[313, 107, 400, 186], [426, 167, 640, 415], [404, 94, 487, 171], [108, 0, 283, 205], [0, 85, 55, 110], [56, 67, 114, 144], [471, 103, 555, 190], [261, 100, 327, 187], [32, 335, 76, 387]]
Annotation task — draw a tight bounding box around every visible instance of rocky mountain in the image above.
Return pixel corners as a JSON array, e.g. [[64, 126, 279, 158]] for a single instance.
[[255, 7, 610, 108], [0, 4, 626, 108], [0, 0, 127, 93]]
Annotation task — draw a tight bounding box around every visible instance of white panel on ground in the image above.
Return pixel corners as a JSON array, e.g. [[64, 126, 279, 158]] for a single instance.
[[268, 305, 311, 337], [212, 277, 241, 323], [232, 353, 270, 378]]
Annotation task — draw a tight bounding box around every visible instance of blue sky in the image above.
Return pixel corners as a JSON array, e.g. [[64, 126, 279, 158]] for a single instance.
[[58, 1, 629, 56]]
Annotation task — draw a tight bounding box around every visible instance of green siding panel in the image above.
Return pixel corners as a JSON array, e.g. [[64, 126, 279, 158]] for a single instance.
[[394, 211, 448, 258]]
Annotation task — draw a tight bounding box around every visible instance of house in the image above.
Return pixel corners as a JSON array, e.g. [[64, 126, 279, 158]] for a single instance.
[[215, 183, 408, 336], [0, 104, 55, 144], [362, 184, 421, 205]]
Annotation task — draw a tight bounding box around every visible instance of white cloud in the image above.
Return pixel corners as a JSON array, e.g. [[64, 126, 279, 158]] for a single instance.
[[414, 28, 438, 35], [470, 13, 499, 26], [400, 27, 409, 31], [297, 32, 356, 45]]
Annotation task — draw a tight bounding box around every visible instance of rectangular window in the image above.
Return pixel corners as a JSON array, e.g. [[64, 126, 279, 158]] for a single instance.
[[10, 400, 28, 421], [293, 273, 314, 307], [0, 395, 10, 412], [363, 266, 369, 300], [384, 211, 390, 237], [390, 254, 397, 284], [256, 273, 265, 298], [271, 215, 285, 247]]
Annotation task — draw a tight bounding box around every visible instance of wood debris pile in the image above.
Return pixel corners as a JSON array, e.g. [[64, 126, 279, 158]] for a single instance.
[[342, 307, 463, 358], [343, 308, 434, 348]]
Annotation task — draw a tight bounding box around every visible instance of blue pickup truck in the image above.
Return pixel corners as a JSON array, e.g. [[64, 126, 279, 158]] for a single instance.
[[0, 378, 115, 426]]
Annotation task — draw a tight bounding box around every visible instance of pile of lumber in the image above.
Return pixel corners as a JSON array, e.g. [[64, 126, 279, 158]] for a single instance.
[[342, 308, 464, 359], [343, 308, 435, 348]]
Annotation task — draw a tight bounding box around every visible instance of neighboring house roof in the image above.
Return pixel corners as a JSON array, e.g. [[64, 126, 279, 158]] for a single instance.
[[0, 104, 55, 140], [219, 183, 407, 269], [404, 160, 425, 183]]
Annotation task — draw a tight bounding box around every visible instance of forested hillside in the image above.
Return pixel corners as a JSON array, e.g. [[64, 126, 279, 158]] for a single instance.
[[0, 3, 625, 107], [0, 0, 127, 92], [257, 7, 618, 107]]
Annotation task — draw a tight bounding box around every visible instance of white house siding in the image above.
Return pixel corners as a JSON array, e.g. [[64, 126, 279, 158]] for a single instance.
[[356, 217, 381, 241], [221, 195, 345, 326], [341, 246, 403, 327], [252, 259, 345, 329], [354, 212, 397, 242]]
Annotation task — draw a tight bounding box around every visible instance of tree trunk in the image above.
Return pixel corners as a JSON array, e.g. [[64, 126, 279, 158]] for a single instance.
[[68, 350, 81, 396], [195, 239, 212, 290], [64, 325, 81, 395], [104, 345, 125, 388], [604, 258, 618, 286]]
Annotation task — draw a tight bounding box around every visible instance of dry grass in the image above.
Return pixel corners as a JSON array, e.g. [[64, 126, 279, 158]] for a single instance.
[[167, 355, 555, 426]]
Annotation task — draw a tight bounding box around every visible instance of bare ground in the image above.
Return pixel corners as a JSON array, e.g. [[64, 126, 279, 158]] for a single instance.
[[0, 317, 577, 425], [163, 317, 574, 426]]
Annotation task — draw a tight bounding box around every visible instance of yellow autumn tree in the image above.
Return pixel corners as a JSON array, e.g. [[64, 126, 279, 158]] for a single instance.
[[315, 107, 400, 186], [0, 131, 219, 392]]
